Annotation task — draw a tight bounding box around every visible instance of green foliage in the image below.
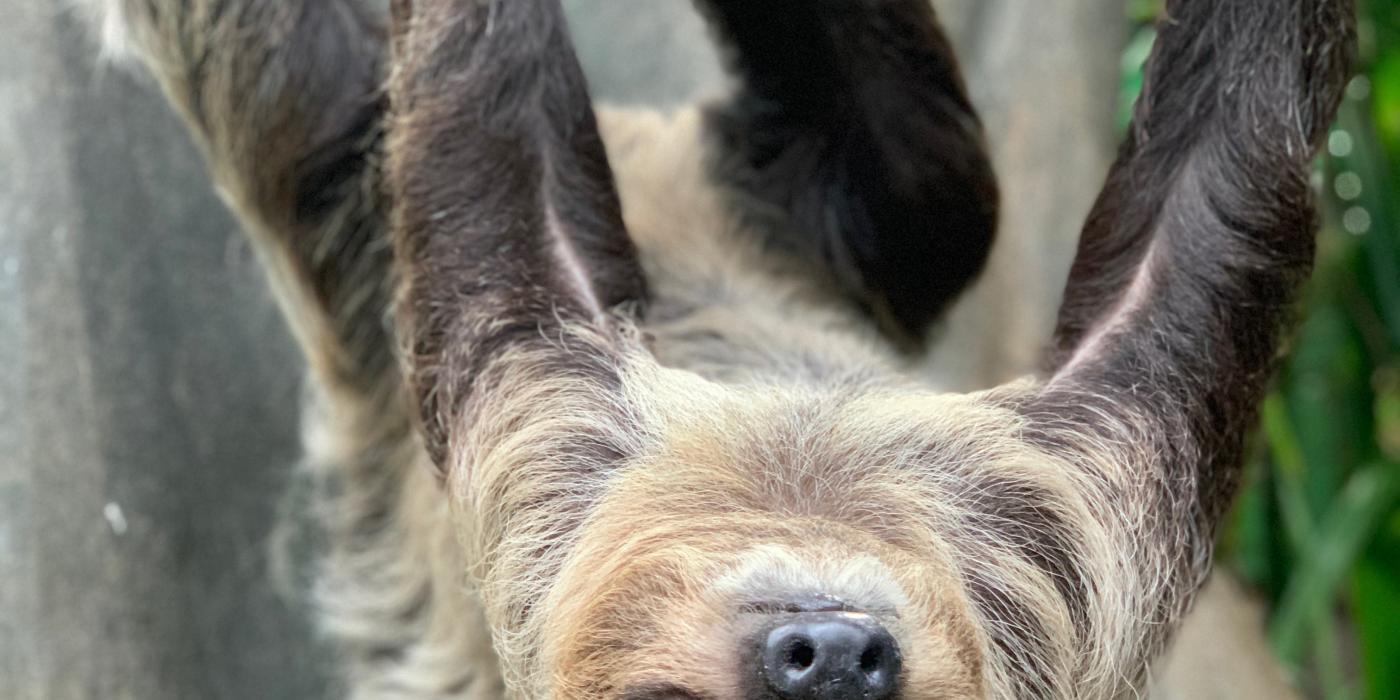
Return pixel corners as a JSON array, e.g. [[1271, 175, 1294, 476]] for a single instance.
[[1119, 3, 1400, 697]]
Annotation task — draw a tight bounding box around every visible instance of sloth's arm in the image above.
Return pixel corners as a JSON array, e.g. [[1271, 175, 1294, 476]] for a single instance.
[[387, 5, 653, 667], [694, 0, 998, 344], [977, 0, 1353, 691], [1041, 0, 1351, 542], [93, 0, 395, 392], [387, 0, 647, 469]]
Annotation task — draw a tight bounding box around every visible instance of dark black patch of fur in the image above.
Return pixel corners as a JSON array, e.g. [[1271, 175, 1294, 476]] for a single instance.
[[695, 0, 999, 347]]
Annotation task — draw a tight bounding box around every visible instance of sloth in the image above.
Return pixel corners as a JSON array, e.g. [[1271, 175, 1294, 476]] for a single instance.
[[88, 0, 1354, 697]]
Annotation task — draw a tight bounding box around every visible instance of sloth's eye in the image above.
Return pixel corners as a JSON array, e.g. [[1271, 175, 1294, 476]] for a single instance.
[[619, 684, 703, 700]]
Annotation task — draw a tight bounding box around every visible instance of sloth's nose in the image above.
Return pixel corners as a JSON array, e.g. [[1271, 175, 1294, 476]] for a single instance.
[[758, 612, 901, 699]]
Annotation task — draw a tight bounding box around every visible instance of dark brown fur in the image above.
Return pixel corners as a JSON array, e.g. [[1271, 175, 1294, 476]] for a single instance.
[[697, 0, 1000, 344], [387, 0, 647, 469]]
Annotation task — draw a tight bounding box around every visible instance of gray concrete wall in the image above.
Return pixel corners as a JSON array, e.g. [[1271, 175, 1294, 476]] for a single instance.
[[1, 3, 330, 698]]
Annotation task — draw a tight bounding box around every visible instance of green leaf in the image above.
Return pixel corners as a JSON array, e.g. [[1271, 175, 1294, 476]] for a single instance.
[[1263, 394, 1321, 553], [1334, 101, 1400, 349], [1227, 456, 1283, 591], [1117, 26, 1156, 133], [1378, 365, 1400, 462], [1283, 305, 1374, 515], [1125, 0, 1163, 22], [1351, 548, 1400, 700], [1270, 464, 1400, 663]]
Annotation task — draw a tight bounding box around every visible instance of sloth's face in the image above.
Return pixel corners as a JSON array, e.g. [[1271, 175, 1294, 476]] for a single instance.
[[538, 403, 987, 699]]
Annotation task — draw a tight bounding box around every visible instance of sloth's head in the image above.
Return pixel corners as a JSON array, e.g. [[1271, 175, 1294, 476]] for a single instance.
[[547, 505, 983, 700], [501, 390, 997, 699]]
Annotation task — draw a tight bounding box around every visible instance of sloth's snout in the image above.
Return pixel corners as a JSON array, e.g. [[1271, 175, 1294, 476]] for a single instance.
[[758, 612, 901, 699]]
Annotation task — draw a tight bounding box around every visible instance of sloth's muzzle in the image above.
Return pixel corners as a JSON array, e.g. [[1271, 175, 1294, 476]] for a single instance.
[[754, 611, 902, 700]]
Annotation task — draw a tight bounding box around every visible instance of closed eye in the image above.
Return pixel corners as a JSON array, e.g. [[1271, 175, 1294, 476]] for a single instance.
[[738, 597, 851, 615], [619, 683, 707, 700]]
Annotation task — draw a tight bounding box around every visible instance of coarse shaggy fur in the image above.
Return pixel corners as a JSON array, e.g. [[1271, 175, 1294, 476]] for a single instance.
[[74, 0, 1354, 698]]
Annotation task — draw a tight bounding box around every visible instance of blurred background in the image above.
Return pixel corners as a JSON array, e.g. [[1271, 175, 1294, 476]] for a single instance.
[[0, 1, 1395, 698]]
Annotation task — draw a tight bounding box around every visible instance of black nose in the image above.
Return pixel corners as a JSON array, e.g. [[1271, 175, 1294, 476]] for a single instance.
[[759, 612, 901, 699]]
